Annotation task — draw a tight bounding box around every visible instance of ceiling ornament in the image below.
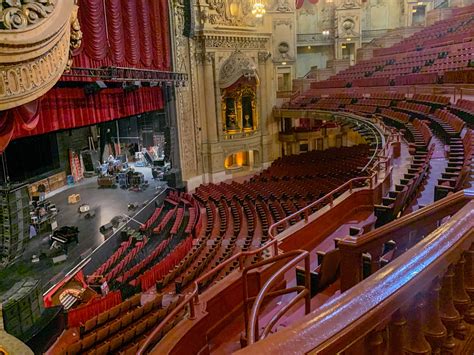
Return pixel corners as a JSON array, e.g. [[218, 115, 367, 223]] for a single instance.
[[0, 0, 56, 30]]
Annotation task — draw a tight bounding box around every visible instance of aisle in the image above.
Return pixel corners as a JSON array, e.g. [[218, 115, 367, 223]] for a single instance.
[[413, 135, 447, 208]]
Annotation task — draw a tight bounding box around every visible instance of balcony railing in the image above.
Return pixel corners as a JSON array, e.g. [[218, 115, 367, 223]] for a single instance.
[[297, 33, 333, 45], [237, 189, 474, 354]]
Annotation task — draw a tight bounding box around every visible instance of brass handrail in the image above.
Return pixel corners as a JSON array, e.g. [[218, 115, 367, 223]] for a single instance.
[[235, 194, 474, 354], [242, 250, 311, 345]]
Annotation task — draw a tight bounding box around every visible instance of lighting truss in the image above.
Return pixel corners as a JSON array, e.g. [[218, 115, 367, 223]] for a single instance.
[[62, 66, 188, 87]]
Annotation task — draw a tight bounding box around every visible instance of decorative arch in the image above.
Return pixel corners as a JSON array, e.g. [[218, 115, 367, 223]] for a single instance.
[[219, 51, 259, 134], [219, 50, 259, 89]]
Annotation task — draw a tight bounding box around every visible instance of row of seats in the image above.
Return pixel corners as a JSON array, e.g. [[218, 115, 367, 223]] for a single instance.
[[430, 109, 465, 140], [139, 206, 164, 233], [66, 294, 183, 355], [375, 144, 434, 226], [92, 236, 134, 277], [306, 7, 474, 89], [435, 129, 473, 201], [160, 145, 373, 298]]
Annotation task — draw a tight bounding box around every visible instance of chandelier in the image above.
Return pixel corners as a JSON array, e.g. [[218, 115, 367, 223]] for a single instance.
[[252, 1, 266, 18]]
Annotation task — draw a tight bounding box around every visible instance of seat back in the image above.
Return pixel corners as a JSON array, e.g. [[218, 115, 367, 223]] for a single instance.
[[66, 340, 82, 355], [318, 249, 342, 290], [109, 334, 124, 352], [95, 342, 110, 355]]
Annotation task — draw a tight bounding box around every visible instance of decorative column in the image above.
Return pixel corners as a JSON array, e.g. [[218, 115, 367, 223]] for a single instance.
[[203, 52, 218, 143], [195, 53, 208, 144], [258, 51, 271, 136]]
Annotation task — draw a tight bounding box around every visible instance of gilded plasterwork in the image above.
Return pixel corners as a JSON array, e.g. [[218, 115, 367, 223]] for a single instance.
[[198, 34, 268, 50], [201, 0, 257, 26], [0, 22, 70, 109], [67, 4, 82, 70], [219, 50, 258, 88], [173, 0, 199, 179], [0, 0, 56, 30], [0, 0, 77, 110]]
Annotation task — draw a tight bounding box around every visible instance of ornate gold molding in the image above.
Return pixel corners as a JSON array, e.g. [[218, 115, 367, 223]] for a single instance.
[[0, 0, 56, 30], [0, 0, 77, 111], [199, 34, 269, 50]]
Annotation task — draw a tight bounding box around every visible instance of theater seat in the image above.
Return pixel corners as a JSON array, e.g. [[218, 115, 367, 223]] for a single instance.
[[65, 340, 82, 355], [296, 249, 341, 297]]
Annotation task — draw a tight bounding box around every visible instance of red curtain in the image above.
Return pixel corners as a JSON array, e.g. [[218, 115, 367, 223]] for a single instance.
[[67, 291, 122, 327], [0, 86, 164, 152], [72, 0, 171, 71]]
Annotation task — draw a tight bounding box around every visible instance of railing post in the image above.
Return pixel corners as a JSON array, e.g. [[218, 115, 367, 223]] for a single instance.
[[453, 254, 470, 339], [423, 278, 447, 352], [304, 255, 311, 315], [439, 265, 461, 352], [366, 328, 385, 355], [273, 242, 278, 257], [388, 310, 406, 355], [404, 294, 431, 354], [189, 299, 196, 320], [463, 243, 474, 323]]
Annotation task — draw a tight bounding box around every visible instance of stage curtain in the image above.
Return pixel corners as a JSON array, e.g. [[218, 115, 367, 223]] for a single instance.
[[7, 87, 164, 143], [150, 0, 164, 69], [122, 0, 140, 66], [79, 0, 108, 61], [0, 110, 15, 153], [137, 0, 153, 67], [159, 0, 172, 70], [69, 0, 171, 72], [106, 0, 126, 64]]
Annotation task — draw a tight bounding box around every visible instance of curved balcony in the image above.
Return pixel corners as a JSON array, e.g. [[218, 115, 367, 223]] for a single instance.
[[0, 0, 79, 110]]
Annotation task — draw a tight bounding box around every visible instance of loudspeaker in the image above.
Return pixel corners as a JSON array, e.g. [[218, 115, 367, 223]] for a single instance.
[[163, 169, 182, 188]]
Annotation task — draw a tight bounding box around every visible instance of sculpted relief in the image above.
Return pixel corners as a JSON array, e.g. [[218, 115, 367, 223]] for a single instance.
[[0, 0, 55, 30], [201, 0, 256, 26]]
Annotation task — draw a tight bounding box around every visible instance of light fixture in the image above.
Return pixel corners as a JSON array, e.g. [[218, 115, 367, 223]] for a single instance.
[[252, 1, 266, 18], [322, 30, 330, 36], [412, 8, 417, 12], [417, 1, 423, 5], [282, 62, 287, 65], [307, 46, 311, 49], [347, 38, 351, 41]]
